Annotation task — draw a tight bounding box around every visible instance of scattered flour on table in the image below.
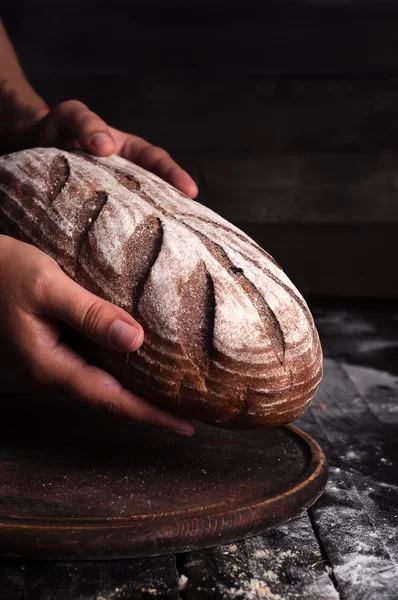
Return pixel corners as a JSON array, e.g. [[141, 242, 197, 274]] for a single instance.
[[96, 583, 158, 599], [213, 522, 337, 600], [220, 578, 283, 600], [312, 467, 398, 594], [344, 449, 363, 461]]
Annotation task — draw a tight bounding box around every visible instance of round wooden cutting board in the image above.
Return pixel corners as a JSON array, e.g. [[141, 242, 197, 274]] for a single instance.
[[0, 394, 327, 560]]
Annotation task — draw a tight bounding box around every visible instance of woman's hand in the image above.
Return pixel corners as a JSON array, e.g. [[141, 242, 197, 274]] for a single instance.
[[0, 235, 194, 437], [6, 99, 198, 198]]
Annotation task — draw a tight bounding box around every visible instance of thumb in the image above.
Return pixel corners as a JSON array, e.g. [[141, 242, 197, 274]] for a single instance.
[[42, 269, 144, 353], [38, 100, 116, 156]]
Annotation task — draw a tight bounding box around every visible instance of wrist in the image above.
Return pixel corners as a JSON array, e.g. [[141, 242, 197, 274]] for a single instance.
[[3, 97, 48, 134], [0, 87, 49, 151]]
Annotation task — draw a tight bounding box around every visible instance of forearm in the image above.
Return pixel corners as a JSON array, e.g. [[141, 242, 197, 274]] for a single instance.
[[0, 19, 47, 134]]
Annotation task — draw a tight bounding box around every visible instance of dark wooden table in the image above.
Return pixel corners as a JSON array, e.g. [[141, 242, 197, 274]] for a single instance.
[[0, 300, 397, 599]]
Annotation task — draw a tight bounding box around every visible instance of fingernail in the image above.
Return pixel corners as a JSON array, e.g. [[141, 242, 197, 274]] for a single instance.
[[172, 428, 194, 437], [109, 320, 139, 352], [89, 132, 113, 149]]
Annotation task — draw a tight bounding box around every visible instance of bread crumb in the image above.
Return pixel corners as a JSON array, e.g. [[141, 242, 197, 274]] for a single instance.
[[178, 574, 188, 591], [262, 570, 278, 582], [253, 549, 271, 559], [222, 578, 284, 600]]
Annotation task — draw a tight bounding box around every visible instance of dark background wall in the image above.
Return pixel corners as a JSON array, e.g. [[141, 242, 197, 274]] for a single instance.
[[3, 0, 398, 297]]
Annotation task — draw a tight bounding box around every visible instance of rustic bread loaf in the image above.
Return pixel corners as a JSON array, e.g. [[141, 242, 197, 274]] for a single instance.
[[0, 148, 322, 428]]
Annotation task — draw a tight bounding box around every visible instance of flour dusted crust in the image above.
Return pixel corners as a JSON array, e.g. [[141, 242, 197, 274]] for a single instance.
[[0, 148, 322, 427]]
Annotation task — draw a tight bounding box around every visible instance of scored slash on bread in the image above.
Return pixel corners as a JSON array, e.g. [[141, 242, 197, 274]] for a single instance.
[[0, 148, 322, 428]]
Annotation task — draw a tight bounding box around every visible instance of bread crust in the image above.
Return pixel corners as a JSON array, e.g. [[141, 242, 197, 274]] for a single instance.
[[0, 148, 323, 428]]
